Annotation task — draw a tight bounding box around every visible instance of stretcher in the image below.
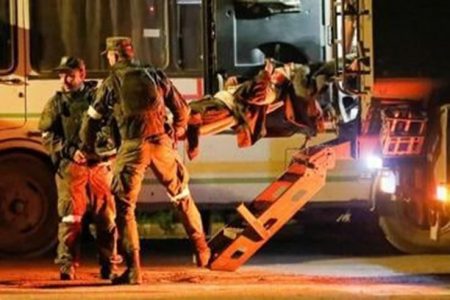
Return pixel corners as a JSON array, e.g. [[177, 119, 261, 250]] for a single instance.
[[197, 101, 285, 136]]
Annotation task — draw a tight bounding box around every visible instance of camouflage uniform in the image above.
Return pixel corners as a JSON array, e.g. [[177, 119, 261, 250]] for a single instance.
[[82, 37, 210, 284], [39, 57, 118, 280]]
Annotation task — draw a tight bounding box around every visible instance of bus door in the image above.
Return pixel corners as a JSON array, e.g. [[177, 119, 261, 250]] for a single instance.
[[182, 0, 335, 208], [0, 0, 26, 128]]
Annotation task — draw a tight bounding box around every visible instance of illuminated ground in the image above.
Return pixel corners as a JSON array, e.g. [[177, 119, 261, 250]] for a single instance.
[[2, 223, 450, 299]]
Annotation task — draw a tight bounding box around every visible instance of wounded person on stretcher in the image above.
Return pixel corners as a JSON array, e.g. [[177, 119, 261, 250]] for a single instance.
[[186, 59, 334, 160]]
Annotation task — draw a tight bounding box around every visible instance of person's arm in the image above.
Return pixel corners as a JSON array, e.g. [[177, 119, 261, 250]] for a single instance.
[[80, 77, 116, 153], [158, 70, 190, 139], [38, 95, 64, 166]]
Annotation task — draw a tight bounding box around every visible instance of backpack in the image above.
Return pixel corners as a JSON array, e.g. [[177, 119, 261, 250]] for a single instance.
[[112, 66, 160, 116]]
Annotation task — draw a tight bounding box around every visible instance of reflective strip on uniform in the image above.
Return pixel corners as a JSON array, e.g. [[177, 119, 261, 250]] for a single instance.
[[61, 214, 83, 223], [87, 106, 103, 120], [168, 186, 190, 202]]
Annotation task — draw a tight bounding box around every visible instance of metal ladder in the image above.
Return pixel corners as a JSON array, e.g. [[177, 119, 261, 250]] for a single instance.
[[208, 142, 351, 271], [332, 0, 371, 95]]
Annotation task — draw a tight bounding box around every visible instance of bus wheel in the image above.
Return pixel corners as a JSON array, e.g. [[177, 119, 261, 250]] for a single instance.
[[0, 152, 58, 257], [376, 163, 450, 254]]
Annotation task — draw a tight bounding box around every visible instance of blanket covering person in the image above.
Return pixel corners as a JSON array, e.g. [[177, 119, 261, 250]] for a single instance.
[[186, 60, 333, 160]]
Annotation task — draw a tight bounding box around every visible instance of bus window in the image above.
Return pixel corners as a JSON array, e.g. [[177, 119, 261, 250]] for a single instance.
[[175, 0, 202, 71], [0, 0, 13, 73], [30, 0, 168, 73]]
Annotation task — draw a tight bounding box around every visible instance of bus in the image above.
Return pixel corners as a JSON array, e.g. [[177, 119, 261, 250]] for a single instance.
[[2, 0, 362, 257], [4, 0, 449, 258]]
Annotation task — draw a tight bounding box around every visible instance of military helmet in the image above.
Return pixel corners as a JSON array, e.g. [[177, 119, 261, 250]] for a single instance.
[[102, 36, 134, 58], [54, 56, 85, 73]]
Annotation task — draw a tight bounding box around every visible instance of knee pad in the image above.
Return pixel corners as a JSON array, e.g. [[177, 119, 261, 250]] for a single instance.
[[168, 186, 191, 204], [61, 214, 83, 224]]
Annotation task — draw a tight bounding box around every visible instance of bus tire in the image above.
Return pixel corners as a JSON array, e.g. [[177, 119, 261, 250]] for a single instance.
[[375, 163, 450, 254], [0, 152, 58, 257], [378, 198, 450, 253]]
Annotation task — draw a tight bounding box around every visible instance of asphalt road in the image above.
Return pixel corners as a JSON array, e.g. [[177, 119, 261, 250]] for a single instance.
[[2, 221, 450, 299]]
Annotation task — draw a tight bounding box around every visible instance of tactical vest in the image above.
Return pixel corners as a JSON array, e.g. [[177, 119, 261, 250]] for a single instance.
[[57, 81, 118, 157], [56, 86, 93, 148], [111, 65, 167, 140]]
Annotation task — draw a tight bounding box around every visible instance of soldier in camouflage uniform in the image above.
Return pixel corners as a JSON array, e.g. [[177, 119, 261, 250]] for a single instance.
[[82, 37, 210, 285], [39, 57, 119, 280]]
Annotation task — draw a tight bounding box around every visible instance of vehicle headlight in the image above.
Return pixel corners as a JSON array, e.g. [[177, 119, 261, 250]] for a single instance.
[[366, 155, 383, 170], [379, 169, 396, 194]]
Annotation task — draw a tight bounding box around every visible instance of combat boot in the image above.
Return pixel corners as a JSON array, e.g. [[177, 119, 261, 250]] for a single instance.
[[99, 254, 122, 280], [173, 195, 211, 267], [59, 264, 75, 280], [112, 251, 142, 285], [192, 235, 211, 268], [194, 247, 211, 268], [100, 264, 119, 280]]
